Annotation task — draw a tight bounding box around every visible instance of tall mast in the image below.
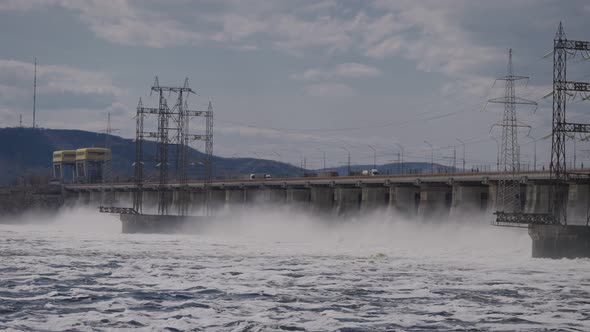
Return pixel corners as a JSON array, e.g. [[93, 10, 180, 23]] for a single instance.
[[33, 57, 37, 128]]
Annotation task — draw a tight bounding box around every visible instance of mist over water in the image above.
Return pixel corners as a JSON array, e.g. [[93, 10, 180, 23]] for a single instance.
[[1, 205, 589, 331]]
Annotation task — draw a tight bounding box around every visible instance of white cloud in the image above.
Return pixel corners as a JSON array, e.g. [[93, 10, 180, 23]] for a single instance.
[[304, 82, 355, 97], [0, 0, 504, 76], [364, 3, 504, 77], [210, 14, 268, 42], [293, 63, 381, 81], [0, 58, 125, 130], [0, 59, 121, 96], [334, 63, 381, 78]]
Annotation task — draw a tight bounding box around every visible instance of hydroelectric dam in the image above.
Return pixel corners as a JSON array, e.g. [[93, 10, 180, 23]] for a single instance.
[[61, 24, 590, 259], [63, 170, 590, 259]]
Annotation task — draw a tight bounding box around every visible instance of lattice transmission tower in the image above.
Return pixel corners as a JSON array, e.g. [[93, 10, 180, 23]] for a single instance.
[[489, 49, 536, 213], [494, 23, 590, 227], [549, 22, 590, 225], [132, 77, 213, 216]]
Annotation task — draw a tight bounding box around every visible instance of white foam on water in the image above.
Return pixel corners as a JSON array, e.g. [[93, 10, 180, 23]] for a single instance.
[[1, 204, 589, 331]]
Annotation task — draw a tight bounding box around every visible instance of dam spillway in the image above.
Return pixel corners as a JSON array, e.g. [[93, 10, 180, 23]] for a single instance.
[[64, 170, 590, 259]]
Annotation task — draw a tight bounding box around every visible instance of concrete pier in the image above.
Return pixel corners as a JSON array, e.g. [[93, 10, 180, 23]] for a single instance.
[[361, 187, 390, 211], [390, 185, 420, 217], [310, 187, 334, 214], [450, 184, 489, 217], [524, 183, 551, 214], [567, 183, 590, 225], [225, 188, 245, 206], [417, 184, 452, 219], [529, 224, 590, 258], [208, 190, 226, 210], [334, 187, 362, 216], [256, 188, 286, 203], [286, 188, 311, 205]]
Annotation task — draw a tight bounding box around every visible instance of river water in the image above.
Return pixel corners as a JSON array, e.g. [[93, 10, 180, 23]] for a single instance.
[[1, 207, 590, 331]]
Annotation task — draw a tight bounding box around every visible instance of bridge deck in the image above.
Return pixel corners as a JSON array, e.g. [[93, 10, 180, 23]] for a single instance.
[[64, 170, 569, 192]]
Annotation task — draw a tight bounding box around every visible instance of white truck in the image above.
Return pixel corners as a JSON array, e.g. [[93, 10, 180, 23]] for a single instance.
[[249, 173, 271, 180], [361, 169, 379, 176]]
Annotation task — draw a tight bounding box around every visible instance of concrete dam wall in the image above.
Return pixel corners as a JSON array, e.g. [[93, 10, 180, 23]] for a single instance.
[[65, 179, 590, 225]]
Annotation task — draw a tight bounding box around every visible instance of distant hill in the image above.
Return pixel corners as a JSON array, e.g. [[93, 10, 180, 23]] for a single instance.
[[0, 127, 445, 184], [0, 127, 304, 184]]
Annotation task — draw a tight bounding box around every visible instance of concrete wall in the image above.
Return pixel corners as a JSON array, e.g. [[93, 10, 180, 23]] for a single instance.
[[63, 180, 590, 225]]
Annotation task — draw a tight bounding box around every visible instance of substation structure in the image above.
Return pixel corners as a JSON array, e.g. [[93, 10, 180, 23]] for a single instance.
[[493, 23, 590, 258]]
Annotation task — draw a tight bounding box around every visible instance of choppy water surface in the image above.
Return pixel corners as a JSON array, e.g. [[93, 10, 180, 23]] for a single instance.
[[1, 208, 590, 331]]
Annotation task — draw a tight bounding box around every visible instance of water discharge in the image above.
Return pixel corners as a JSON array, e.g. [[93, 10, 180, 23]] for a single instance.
[[1, 206, 589, 331]]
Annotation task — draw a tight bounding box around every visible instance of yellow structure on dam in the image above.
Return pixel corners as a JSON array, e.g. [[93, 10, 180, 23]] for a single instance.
[[52, 148, 111, 184], [52, 150, 76, 183]]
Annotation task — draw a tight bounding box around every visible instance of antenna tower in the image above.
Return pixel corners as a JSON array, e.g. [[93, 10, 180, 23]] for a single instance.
[[488, 49, 536, 213], [32, 57, 37, 128]]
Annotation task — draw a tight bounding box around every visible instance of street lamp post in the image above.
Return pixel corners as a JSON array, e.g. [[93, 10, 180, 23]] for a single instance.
[[456, 138, 466, 172], [574, 136, 577, 169], [316, 148, 326, 170], [395, 143, 404, 174], [424, 140, 433, 174], [340, 147, 351, 176], [491, 136, 500, 171], [368, 145, 376, 170], [453, 146, 457, 173], [527, 134, 536, 171]]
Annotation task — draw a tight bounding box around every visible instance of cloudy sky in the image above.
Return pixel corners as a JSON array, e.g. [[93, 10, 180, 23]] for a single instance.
[[1, 0, 589, 170]]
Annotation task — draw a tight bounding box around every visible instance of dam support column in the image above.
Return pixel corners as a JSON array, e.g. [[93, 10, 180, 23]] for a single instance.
[[334, 187, 362, 216], [390, 185, 420, 217], [417, 184, 452, 220], [487, 183, 498, 214], [225, 188, 245, 207], [244, 187, 286, 204], [361, 186, 390, 212], [114, 191, 134, 206], [88, 191, 102, 206], [286, 188, 311, 206], [450, 183, 490, 218], [142, 191, 159, 214], [77, 191, 91, 206], [524, 182, 552, 214], [310, 186, 334, 214], [567, 183, 590, 225], [208, 189, 226, 211]]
